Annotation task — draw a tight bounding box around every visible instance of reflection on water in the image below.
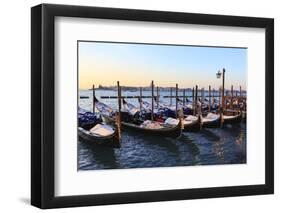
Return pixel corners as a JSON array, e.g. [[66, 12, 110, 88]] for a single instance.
[[78, 90, 246, 170], [78, 123, 246, 170]]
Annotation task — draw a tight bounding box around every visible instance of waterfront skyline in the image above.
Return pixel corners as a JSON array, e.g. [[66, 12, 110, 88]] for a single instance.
[[78, 41, 247, 90]]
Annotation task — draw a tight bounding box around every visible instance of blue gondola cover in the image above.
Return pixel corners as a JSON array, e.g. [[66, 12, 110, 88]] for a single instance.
[[78, 107, 102, 126]]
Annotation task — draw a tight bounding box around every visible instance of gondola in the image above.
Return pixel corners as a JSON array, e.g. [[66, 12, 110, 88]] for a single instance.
[[202, 112, 222, 128], [198, 98, 219, 114], [123, 98, 182, 138], [78, 107, 120, 148], [121, 117, 182, 138], [182, 115, 202, 132], [201, 110, 242, 128], [93, 96, 116, 124], [175, 98, 194, 115], [222, 110, 242, 124], [139, 98, 201, 132], [164, 97, 193, 115], [95, 97, 182, 138], [157, 107, 201, 132], [185, 97, 194, 105], [199, 95, 242, 127]]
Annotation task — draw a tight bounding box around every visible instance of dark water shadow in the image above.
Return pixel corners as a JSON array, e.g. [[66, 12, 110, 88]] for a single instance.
[[178, 134, 201, 165], [78, 141, 119, 170], [220, 123, 246, 147], [178, 134, 200, 155], [122, 130, 201, 167], [201, 123, 246, 164], [123, 128, 180, 154], [222, 122, 242, 131], [200, 128, 221, 141]]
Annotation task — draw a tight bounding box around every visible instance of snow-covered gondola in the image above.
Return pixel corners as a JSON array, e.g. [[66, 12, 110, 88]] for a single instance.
[[95, 97, 182, 138], [223, 110, 242, 124], [139, 98, 201, 132], [78, 107, 120, 148], [202, 112, 222, 128]]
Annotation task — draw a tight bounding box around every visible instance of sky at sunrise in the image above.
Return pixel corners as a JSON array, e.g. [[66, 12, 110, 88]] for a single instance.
[[78, 41, 247, 90]]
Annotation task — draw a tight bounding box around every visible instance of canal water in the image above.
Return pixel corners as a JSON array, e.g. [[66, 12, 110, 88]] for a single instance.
[[78, 89, 246, 170]]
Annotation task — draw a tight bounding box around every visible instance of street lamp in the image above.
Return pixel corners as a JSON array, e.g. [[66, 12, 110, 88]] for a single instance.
[[216, 68, 225, 110], [216, 70, 222, 79]]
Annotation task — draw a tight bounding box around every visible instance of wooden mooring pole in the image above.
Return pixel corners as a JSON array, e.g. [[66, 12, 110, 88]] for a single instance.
[[92, 84, 95, 114], [219, 86, 224, 126], [222, 68, 225, 109], [212, 88, 215, 108], [240, 85, 242, 97], [201, 87, 204, 101], [139, 87, 142, 112], [195, 85, 198, 115], [151, 81, 154, 121], [156, 86, 159, 109], [170, 87, 172, 106], [175, 84, 178, 119], [209, 85, 211, 112], [116, 81, 122, 140], [218, 87, 221, 113], [117, 81, 121, 113], [231, 85, 233, 109], [192, 87, 195, 115], [183, 89, 186, 106]]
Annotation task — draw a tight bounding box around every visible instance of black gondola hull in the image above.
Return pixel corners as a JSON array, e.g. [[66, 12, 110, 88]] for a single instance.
[[121, 121, 182, 138], [223, 113, 242, 125], [183, 119, 202, 132], [184, 121, 202, 132], [202, 116, 222, 128], [78, 127, 120, 148], [102, 114, 182, 138]]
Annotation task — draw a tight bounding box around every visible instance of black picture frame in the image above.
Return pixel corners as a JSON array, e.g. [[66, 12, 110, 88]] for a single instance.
[[31, 3, 274, 209]]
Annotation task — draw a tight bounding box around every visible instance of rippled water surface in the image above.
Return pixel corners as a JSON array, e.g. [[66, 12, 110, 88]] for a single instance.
[[78, 90, 246, 170]]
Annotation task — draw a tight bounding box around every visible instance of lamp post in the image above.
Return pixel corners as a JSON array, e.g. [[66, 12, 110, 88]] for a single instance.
[[216, 68, 225, 110]]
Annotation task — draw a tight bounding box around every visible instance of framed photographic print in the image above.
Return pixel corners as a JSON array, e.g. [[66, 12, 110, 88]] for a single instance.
[[31, 4, 274, 209]]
